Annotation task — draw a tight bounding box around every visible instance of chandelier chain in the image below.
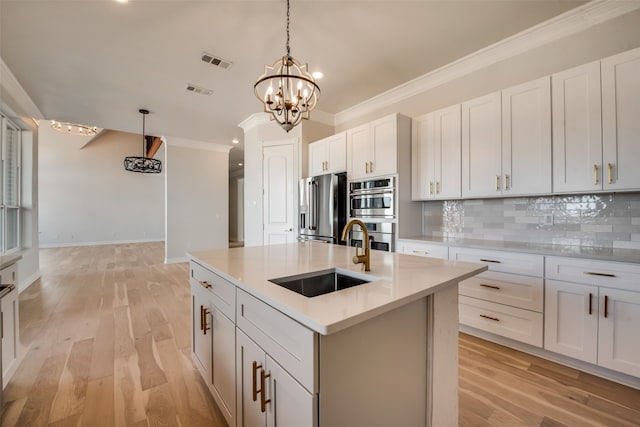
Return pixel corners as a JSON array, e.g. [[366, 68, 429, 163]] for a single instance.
[[286, 0, 290, 56]]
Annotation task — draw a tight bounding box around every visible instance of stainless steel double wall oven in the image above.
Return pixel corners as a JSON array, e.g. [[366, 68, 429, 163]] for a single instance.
[[348, 176, 396, 252]]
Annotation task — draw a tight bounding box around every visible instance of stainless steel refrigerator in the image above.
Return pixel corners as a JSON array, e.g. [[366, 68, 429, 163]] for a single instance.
[[298, 172, 347, 245]]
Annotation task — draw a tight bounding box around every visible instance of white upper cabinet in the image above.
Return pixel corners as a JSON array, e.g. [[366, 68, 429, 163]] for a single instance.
[[462, 78, 551, 199], [412, 105, 461, 200], [552, 61, 603, 193], [347, 114, 406, 180], [501, 76, 551, 196], [308, 132, 346, 177], [462, 91, 502, 198], [601, 47, 640, 191]]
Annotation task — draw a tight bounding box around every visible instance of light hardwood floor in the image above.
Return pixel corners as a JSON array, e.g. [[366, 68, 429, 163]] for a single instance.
[[1, 242, 639, 426]]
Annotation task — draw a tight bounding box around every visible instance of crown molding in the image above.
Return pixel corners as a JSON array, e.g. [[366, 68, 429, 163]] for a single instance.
[[0, 57, 43, 120], [334, 0, 640, 126], [165, 136, 232, 153], [239, 109, 335, 131]]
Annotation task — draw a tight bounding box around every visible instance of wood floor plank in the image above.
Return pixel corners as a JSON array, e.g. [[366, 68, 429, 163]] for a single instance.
[[81, 376, 114, 427]]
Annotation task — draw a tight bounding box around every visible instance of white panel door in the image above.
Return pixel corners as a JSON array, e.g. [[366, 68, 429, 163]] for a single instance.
[[462, 91, 502, 198], [552, 61, 602, 193], [346, 124, 370, 180], [602, 47, 640, 191], [597, 288, 640, 377], [544, 280, 598, 364], [370, 115, 397, 178], [502, 76, 551, 196], [236, 329, 267, 427], [263, 143, 296, 245], [434, 104, 462, 199], [266, 355, 316, 427], [411, 113, 434, 200]]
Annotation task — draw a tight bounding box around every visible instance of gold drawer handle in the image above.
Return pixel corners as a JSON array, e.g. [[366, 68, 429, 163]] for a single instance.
[[584, 271, 616, 278], [198, 280, 212, 289], [479, 259, 501, 264], [480, 314, 500, 322], [252, 361, 261, 402], [412, 250, 429, 255], [260, 369, 271, 412], [202, 308, 210, 334], [607, 163, 613, 184], [594, 164, 599, 185], [479, 283, 500, 290]]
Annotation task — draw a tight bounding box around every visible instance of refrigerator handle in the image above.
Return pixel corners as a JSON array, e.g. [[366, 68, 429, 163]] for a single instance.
[[311, 181, 318, 230]]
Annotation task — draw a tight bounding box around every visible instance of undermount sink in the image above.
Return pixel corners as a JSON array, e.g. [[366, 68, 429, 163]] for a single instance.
[[269, 268, 378, 298]]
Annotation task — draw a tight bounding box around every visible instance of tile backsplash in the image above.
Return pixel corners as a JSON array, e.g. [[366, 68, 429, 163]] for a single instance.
[[422, 193, 640, 250]]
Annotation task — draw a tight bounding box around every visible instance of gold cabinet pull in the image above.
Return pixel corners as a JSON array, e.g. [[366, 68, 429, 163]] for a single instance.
[[412, 250, 429, 255], [429, 181, 433, 195], [607, 163, 613, 184], [436, 181, 440, 194], [480, 283, 501, 290], [260, 369, 271, 412], [202, 308, 210, 334], [480, 314, 500, 322], [495, 175, 500, 191], [504, 174, 509, 191], [479, 258, 501, 264], [199, 305, 204, 331], [365, 162, 369, 174], [604, 295, 609, 318], [368, 161, 373, 173], [252, 361, 261, 402], [594, 164, 599, 185], [584, 271, 616, 278], [588, 293, 593, 315], [198, 280, 212, 289]]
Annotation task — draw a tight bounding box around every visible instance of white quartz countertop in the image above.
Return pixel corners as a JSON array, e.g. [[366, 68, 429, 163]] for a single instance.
[[399, 236, 640, 264], [189, 242, 486, 335]]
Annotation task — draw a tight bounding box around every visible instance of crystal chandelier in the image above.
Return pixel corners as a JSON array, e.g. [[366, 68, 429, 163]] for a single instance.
[[123, 109, 162, 174], [50, 120, 98, 136], [254, 0, 320, 132]]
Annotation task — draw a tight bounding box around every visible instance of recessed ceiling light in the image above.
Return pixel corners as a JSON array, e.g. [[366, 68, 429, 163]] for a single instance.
[[312, 71, 324, 79], [232, 138, 239, 144], [238, 162, 243, 166], [115, 0, 128, 3]]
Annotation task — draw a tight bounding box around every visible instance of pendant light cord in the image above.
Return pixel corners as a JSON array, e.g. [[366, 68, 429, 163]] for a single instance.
[[286, 0, 290, 57]]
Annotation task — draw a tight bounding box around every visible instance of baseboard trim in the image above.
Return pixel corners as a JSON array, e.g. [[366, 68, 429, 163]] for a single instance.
[[460, 325, 640, 390], [165, 256, 189, 264], [39, 238, 164, 249], [19, 270, 41, 293]]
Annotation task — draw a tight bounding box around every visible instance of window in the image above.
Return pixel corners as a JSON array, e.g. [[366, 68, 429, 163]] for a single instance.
[[1, 114, 21, 254]]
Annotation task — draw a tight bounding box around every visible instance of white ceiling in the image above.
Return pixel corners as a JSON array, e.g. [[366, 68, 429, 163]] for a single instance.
[[1, 0, 586, 174]]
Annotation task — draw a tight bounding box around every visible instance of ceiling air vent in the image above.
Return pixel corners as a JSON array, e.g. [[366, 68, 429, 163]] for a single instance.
[[185, 84, 213, 96], [201, 52, 233, 70]]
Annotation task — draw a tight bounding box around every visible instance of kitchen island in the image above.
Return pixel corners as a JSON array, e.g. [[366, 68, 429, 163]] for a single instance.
[[189, 242, 486, 427]]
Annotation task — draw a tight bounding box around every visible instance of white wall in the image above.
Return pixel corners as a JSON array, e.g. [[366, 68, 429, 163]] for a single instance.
[[165, 139, 230, 263], [38, 126, 165, 247]]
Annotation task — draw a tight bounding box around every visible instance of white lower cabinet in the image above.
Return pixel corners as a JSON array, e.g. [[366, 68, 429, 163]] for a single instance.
[[545, 257, 640, 378], [190, 262, 237, 426], [1, 263, 19, 386], [236, 330, 316, 427]]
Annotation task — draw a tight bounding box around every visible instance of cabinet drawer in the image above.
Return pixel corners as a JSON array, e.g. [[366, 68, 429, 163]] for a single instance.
[[237, 289, 317, 393], [459, 271, 543, 312], [190, 261, 236, 321], [398, 241, 448, 259], [459, 295, 543, 347], [0, 263, 17, 286], [449, 247, 543, 277], [546, 257, 640, 292]]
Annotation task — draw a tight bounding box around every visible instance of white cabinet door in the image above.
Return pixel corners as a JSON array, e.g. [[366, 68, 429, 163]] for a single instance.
[[602, 47, 640, 191], [266, 355, 316, 427], [434, 104, 462, 199], [326, 132, 346, 174], [462, 91, 502, 198], [544, 280, 598, 364], [597, 288, 640, 377], [370, 115, 397, 178], [502, 77, 551, 196], [552, 61, 603, 193], [308, 140, 326, 177], [1, 288, 17, 382], [411, 113, 434, 200], [191, 284, 212, 379], [263, 143, 296, 245], [236, 329, 267, 427], [346, 124, 370, 180], [211, 308, 236, 426]]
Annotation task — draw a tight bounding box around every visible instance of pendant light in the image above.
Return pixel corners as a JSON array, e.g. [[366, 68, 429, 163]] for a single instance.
[[123, 109, 162, 173], [254, 0, 320, 132]]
